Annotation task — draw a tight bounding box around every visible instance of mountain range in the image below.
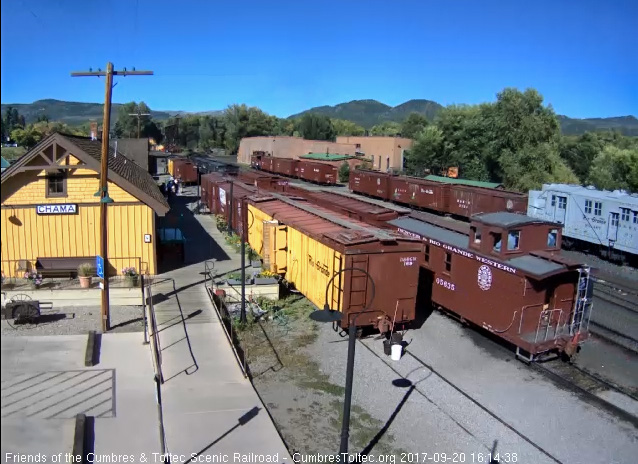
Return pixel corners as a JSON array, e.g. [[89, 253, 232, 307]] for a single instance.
[[2, 98, 637, 136]]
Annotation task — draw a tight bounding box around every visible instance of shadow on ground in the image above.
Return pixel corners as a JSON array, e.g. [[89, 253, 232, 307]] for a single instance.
[[158, 194, 230, 274]]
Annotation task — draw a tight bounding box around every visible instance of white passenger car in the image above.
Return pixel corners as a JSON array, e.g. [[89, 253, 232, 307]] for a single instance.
[[527, 184, 638, 259]]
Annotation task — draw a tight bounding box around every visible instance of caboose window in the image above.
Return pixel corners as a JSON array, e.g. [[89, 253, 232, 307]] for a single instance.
[[507, 230, 520, 250], [547, 229, 558, 247], [472, 227, 482, 244], [444, 252, 452, 272], [558, 196, 567, 209], [551, 195, 556, 207], [633, 211, 638, 224], [584, 200, 592, 214], [492, 233, 502, 252], [594, 202, 602, 216], [621, 208, 630, 222]]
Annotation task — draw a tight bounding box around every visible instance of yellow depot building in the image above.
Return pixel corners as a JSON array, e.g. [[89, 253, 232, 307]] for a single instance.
[[1, 133, 170, 278]]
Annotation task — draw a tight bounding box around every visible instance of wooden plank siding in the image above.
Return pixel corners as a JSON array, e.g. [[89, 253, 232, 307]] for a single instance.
[[1, 155, 157, 277]]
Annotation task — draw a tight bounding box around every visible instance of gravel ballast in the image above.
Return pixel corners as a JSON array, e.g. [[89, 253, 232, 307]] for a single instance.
[[1, 305, 144, 336]]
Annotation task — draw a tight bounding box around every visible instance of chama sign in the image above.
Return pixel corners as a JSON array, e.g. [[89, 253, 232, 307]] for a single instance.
[[35, 204, 78, 215]]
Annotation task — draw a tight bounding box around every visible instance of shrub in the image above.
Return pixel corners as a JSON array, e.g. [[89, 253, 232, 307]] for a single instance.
[[122, 266, 137, 277], [77, 262, 94, 277], [338, 161, 350, 182]]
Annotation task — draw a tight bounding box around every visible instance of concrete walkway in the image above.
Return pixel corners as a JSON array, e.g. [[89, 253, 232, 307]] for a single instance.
[[148, 212, 291, 461]]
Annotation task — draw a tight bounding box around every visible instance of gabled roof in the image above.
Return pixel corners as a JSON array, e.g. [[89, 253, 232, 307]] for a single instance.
[[1, 133, 169, 215]]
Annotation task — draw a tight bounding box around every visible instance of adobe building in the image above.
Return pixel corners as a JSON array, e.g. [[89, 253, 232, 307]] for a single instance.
[[237, 136, 357, 165], [336, 136, 413, 172], [237, 135, 414, 172], [1, 133, 170, 278]]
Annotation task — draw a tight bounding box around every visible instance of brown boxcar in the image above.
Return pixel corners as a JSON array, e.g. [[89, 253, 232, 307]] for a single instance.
[[237, 170, 289, 191], [250, 153, 263, 169], [281, 185, 403, 227], [388, 176, 449, 213], [273, 158, 298, 177], [349, 169, 392, 200], [447, 185, 528, 218], [201, 172, 227, 213], [260, 156, 275, 173], [389, 211, 593, 360], [247, 195, 423, 330], [297, 161, 338, 184], [172, 159, 199, 183]]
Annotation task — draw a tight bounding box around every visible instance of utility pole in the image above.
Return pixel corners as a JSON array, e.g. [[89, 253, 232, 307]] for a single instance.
[[71, 63, 153, 332], [129, 106, 151, 138]]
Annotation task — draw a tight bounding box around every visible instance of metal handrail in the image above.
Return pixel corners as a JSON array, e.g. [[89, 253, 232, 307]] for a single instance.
[[144, 281, 164, 383]]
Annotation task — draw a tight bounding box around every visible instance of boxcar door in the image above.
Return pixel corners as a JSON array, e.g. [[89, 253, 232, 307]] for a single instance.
[[607, 212, 619, 243]]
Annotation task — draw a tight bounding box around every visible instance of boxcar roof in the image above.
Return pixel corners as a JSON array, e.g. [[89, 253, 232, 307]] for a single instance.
[[507, 255, 564, 276], [388, 217, 468, 248], [253, 196, 405, 245], [424, 175, 503, 189], [472, 212, 551, 228], [540, 183, 638, 203], [300, 153, 355, 161]]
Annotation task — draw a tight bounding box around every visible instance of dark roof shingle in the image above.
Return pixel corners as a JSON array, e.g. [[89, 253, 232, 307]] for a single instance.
[[64, 135, 168, 213]]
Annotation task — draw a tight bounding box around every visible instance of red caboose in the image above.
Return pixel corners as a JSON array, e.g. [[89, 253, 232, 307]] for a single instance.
[[390, 212, 593, 361]]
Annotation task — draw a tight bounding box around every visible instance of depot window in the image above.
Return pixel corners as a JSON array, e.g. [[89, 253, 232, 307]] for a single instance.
[[444, 252, 452, 272], [547, 229, 558, 248], [46, 172, 67, 198], [621, 208, 630, 222], [584, 200, 592, 214], [424, 244, 430, 263], [594, 202, 602, 216], [507, 230, 521, 250]]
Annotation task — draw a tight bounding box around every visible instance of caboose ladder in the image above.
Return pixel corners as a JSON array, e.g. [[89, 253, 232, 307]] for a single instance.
[[571, 266, 593, 335]]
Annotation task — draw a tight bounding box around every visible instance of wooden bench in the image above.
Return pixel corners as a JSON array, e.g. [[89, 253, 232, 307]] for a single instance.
[[36, 257, 96, 279]]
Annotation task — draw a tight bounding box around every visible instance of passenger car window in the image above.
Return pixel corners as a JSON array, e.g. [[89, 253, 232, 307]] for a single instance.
[[594, 202, 602, 216], [621, 208, 630, 222], [472, 227, 482, 244], [547, 229, 558, 247], [584, 200, 592, 214]]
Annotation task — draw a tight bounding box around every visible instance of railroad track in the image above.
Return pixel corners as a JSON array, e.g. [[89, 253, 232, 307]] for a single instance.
[[530, 360, 638, 427], [590, 278, 638, 352], [358, 340, 565, 464]]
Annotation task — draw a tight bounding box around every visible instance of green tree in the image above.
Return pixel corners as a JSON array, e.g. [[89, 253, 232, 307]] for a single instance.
[[369, 121, 401, 136], [400, 113, 429, 139], [587, 145, 638, 192], [338, 161, 350, 182], [10, 127, 41, 148], [224, 104, 278, 154], [499, 142, 579, 191], [114, 101, 158, 139], [404, 126, 444, 175], [296, 113, 336, 141], [332, 118, 365, 136]]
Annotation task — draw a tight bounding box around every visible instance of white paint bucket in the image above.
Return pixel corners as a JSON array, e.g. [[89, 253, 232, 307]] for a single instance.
[[391, 343, 403, 361]]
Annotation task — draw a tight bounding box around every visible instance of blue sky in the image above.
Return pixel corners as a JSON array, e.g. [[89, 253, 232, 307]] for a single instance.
[[1, 0, 636, 118]]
